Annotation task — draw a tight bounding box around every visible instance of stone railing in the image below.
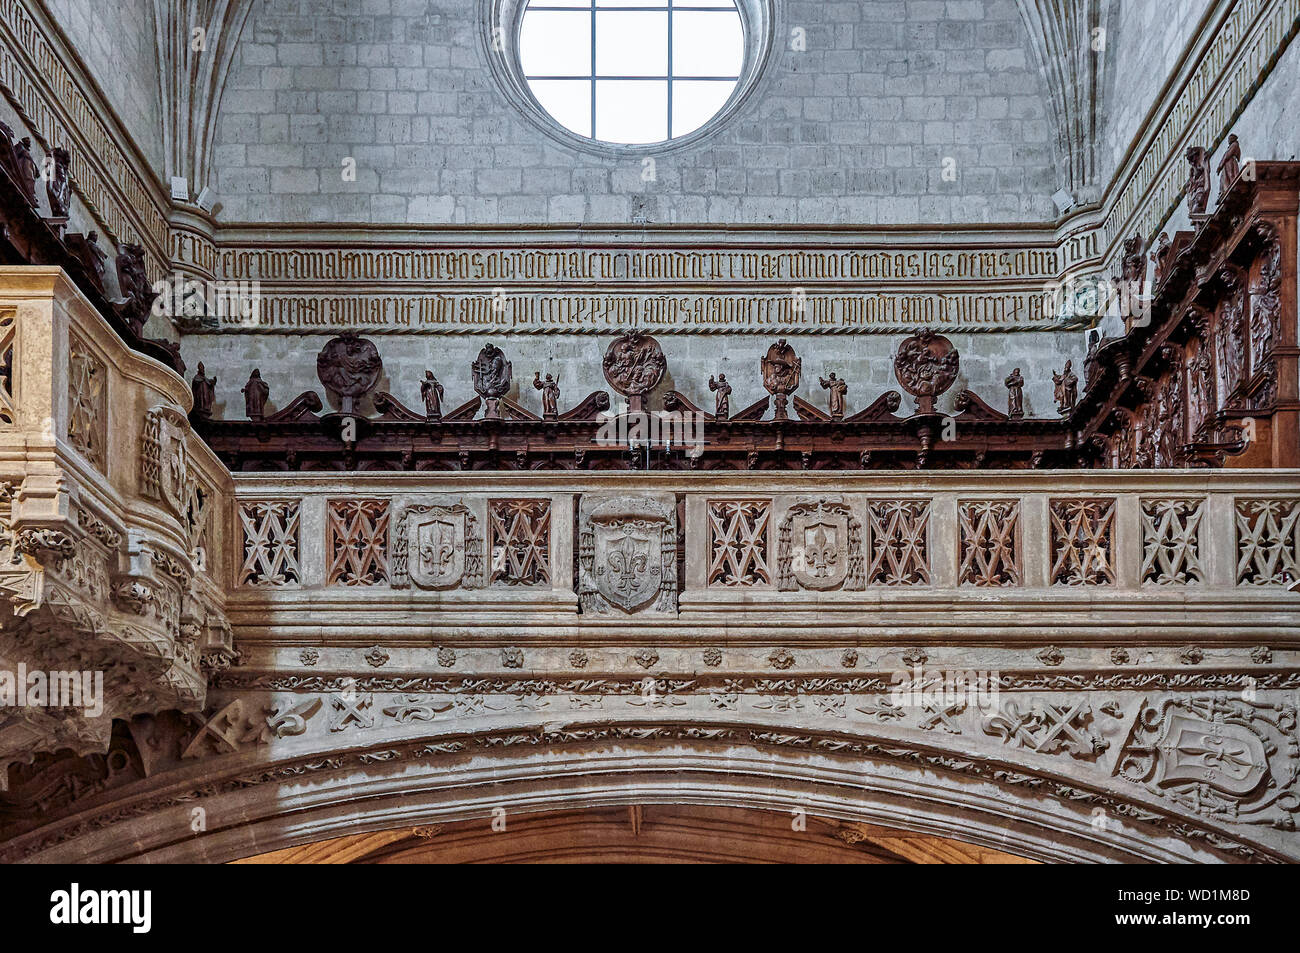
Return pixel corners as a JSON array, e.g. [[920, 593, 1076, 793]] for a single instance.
[[225, 470, 1300, 644], [0, 267, 230, 781]]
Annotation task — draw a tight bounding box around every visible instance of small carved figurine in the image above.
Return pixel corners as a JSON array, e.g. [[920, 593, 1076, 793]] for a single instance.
[[708, 373, 731, 419], [116, 242, 154, 335], [1216, 134, 1242, 198], [242, 368, 269, 420], [1149, 231, 1171, 288], [819, 372, 848, 419], [1121, 233, 1145, 297], [11, 135, 39, 208], [45, 146, 71, 219], [1052, 360, 1078, 415], [1185, 146, 1212, 216], [420, 370, 444, 421], [65, 230, 108, 293], [1005, 367, 1024, 419], [533, 371, 560, 418], [191, 362, 216, 421], [472, 343, 512, 419]]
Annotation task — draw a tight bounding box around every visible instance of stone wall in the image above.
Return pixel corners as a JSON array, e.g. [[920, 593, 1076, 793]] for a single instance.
[[210, 0, 1059, 224]]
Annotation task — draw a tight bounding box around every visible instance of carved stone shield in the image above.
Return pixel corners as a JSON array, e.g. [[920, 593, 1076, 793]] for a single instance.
[[1155, 712, 1268, 797], [789, 511, 848, 590], [143, 407, 191, 518], [579, 495, 676, 614], [410, 510, 466, 589]]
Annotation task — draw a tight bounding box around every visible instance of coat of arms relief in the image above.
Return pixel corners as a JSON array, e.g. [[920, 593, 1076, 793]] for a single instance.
[[579, 495, 677, 614], [777, 499, 865, 591], [392, 502, 484, 590]]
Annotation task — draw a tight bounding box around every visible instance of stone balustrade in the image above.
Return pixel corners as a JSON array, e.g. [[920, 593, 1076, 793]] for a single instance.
[[0, 268, 230, 782]]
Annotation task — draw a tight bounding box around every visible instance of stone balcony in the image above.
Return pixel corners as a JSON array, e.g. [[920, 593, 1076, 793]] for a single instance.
[[0, 268, 230, 781]]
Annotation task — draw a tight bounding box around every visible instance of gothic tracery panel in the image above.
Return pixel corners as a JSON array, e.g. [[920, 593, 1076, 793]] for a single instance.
[[959, 500, 1021, 587], [238, 500, 301, 587], [326, 499, 390, 586], [1235, 499, 1300, 586], [865, 500, 929, 585], [1049, 498, 1116, 586], [488, 499, 551, 586], [0, 308, 15, 426], [1141, 499, 1205, 585], [708, 500, 772, 587], [67, 335, 106, 471]]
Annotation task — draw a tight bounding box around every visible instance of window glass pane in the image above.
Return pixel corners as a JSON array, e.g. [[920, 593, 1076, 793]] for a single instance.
[[671, 79, 735, 137], [595, 80, 668, 143], [529, 0, 590, 7], [672, 10, 742, 77], [520, 11, 592, 77], [594, 11, 667, 77], [528, 79, 592, 137], [596, 0, 668, 7]]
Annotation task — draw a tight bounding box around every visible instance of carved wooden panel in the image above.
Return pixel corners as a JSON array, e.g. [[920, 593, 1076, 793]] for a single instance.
[[326, 499, 390, 586], [1049, 499, 1116, 585], [238, 501, 301, 586], [865, 500, 929, 585], [1141, 499, 1205, 585], [1235, 499, 1300, 586], [958, 500, 1021, 587], [488, 499, 551, 586], [66, 334, 106, 471], [708, 500, 772, 587]]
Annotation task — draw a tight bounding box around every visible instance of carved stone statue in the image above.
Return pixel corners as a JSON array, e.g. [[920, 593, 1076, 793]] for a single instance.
[[534, 372, 560, 418], [65, 230, 108, 293], [472, 343, 512, 419], [602, 331, 666, 413], [893, 328, 959, 414], [242, 368, 269, 420], [1185, 145, 1212, 216], [191, 362, 216, 421], [1121, 233, 1145, 297], [1150, 231, 1172, 287], [761, 338, 802, 420], [819, 372, 848, 419], [1005, 367, 1024, 419], [1053, 360, 1078, 415], [708, 373, 731, 419], [419, 370, 444, 421], [1217, 134, 1242, 197], [11, 134, 39, 208], [45, 146, 71, 219], [115, 242, 154, 336], [316, 332, 382, 414]]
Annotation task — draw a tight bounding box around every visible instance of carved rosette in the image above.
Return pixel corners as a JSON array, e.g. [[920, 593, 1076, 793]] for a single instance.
[[893, 329, 959, 414], [579, 495, 677, 614], [392, 502, 484, 590]]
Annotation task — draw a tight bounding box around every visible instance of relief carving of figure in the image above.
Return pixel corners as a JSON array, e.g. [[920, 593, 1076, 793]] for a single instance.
[[420, 370, 444, 420], [472, 343, 512, 418], [602, 331, 667, 412], [1185, 145, 1212, 216], [893, 328, 959, 414], [708, 373, 731, 419], [1052, 360, 1078, 415], [1150, 231, 1171, 287], [1005, 367, 1024, 419], [115, 242, 154, 336], [1217, 134, 1242, 197], [533, 372, 560, 418], [191, 362, 216, 421], [316, 332, 383, 414], [761, 338, 802, 420], [46, 146, 71, 218], [1121, 234, 1145, 297], [819, 372, 848, 419], [242, 368, 270, 420]]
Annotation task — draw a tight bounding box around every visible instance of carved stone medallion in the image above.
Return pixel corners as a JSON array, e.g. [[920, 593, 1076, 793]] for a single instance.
[[894, 329, 959, 413], [778, 499, 864, 591], [316, 333, 383, 414], [602, 331, 666, 412], [392, 503, 483, 590], [579, 495, 676, 613]]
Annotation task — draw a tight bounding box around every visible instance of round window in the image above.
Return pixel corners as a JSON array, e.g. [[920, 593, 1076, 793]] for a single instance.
[[489, 0, 770, 151]]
